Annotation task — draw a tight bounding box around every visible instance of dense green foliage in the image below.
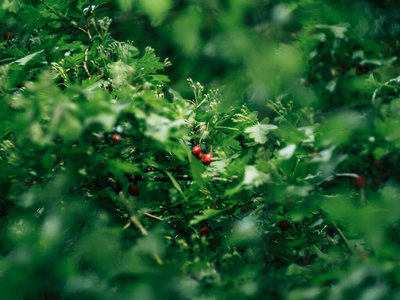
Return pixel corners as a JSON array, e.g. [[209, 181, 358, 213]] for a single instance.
[[2, 0, 400, 299]]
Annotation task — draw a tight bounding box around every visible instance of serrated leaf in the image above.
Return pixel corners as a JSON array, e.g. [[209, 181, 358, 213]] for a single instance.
[[244, 123, 277, 144], [11, 50, 44, 66], [108, 159, 141, 180]]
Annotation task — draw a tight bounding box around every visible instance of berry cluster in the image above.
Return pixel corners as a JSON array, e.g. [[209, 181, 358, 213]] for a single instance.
[[192, 146, 213, 165]]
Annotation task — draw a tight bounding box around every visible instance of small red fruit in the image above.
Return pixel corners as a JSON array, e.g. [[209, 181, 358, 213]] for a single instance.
[[128, 185, 139, 196], [241, 206, 249, 213], [202, 153, 213, 165], [4, 32, 13, 40], [112, 134, 121, 142], [279, 220, 289, 231], [356, 65, 369, 76], [192, 146, 201, 155], [198, 152, 203, 159], [354, 175, 366, 188], [200, 227, 210, 237]]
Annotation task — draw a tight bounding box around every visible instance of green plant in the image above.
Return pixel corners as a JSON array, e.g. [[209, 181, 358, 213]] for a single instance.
[[1, 1, 400, 299]]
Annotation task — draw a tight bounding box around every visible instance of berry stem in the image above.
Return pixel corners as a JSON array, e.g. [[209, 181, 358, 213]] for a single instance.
[[131, 174, 238, 182], [360, 187, 365, 204], [331, 220, 354, 254]]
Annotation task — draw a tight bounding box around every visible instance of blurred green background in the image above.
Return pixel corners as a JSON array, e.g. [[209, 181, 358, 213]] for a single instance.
[[2, 0, 400, 299], [102, 0, 400, 116]]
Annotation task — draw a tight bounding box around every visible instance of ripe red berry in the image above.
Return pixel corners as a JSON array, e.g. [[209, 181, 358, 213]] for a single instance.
[[112, 134, 121, 142], [279, 220, 289, 231], [128, 185, 139, 196], [354, 175, 366, 188], [4, 32, 13, 40], [356, 65, 369, 76], [192, 146, 201, 155], [241, 206, 249, 213], [202, 153, 213, 165], [198, 152, 203, 159], [200, 227, 210, 237]]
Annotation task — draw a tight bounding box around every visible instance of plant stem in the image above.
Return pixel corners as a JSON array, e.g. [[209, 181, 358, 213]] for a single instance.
[[331, 220, 354, 254]]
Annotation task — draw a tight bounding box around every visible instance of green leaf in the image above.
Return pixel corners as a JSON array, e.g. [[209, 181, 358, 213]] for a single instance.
[[166, 171, 187, 201], [242, 165, 270, 187], [316, 23, 349, 39], [108, 159, 141, 180], [2, 0, 21, 13], [11, 50, 44, 66], [189, 209, 223, 226], [190, 157, 207, 187], [277, 144, 297, 160], [244, 123, 277, 144]]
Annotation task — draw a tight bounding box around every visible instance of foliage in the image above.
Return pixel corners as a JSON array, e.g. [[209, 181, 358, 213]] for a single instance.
[[2, 0, 400, 299]]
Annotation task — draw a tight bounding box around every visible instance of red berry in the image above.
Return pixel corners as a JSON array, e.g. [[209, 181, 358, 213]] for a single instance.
[[198, 152, 203, 159], [356, 65, 369, 76], [128, 185, 139, 196], [4, 32, 13, 40], [241, 206, 249, 213], [192, 146, 201, 155], [202, 153, 213, 165], [354, 175, 366, 188], [279, 220, 289, 231], [112, 134, 121, 142], [200, 227, 210, 237]]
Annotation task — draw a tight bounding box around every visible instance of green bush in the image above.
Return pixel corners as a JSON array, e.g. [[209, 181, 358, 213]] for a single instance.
[[1, 1, 400, 299]]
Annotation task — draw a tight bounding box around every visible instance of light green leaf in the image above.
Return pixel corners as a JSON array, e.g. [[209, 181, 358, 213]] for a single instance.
[[316, 23, 349, 39], [242, 166, 270, 188], [108, 61, 135, 88], [12, 50, 44, 66], [189, 209, 223, 226], [244, 123, 277, 144], [2, 0, 20, 13], [278, 144, 297, 160]]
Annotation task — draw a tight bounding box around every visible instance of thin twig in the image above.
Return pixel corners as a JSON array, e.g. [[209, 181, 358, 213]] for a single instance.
[[129, 215, 163, 264], [134, 174, 239, 182], [40, 0, 87, 32], [331, 220, 354, 254], [144, 212, 163, 221], [360, 187, 366, 204], [315, 173, 359, 188], [130, 215, 148, 236], [82, 15, 93, 79]]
